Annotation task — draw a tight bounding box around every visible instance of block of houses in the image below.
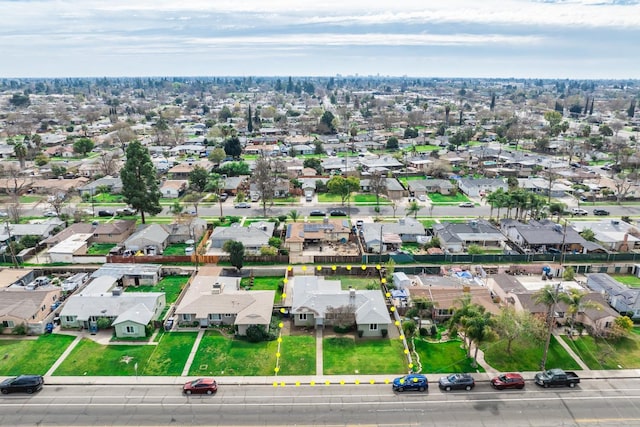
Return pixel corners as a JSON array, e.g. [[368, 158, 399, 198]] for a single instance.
[[290, 276, 391, 337], [209, 222, 274, 255], [160, 180, 188, 198], [407, 179, 454, 196], [59, 275, 165, 338], [42, 220, 137, 248], [168, 160, 211, 179], [457, 178, 507, 198], [284, 218, 351, 255], [433, 219, 507, 253], [586, 273, 640, 320], [173, 267, 274, 335], [0, 219, 65, 245], [407, 283, 499, 322], [123, 224, 170, 255]]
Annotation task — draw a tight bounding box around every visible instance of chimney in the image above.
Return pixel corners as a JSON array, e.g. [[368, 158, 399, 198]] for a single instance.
[[349, 287, 356, 300], [112, 287, 122, 296]]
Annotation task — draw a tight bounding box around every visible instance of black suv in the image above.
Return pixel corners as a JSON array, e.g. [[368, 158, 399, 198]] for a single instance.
[[309, 210, 326, 217], [0, 375, 44, 394], [593, 208, 610, 216], [438, 373, 475, 391], [98, 210, 114, 217], [329, 209, 347, 217]]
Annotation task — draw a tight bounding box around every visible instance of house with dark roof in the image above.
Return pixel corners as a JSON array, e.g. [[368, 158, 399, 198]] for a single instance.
[[361, 218, 426, 253], [123, 224, 170, 255], [586, 273, 640, 319], [290, 275, 391, 337], [433, 219, 506, 253]]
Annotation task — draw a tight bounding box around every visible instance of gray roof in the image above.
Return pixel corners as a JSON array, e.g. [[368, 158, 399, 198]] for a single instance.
[[210, 222, 274, 248], [124, 224, 170, 249], [77, 176, 123, 192], [112, 303, 155, 326], [91, 263, 161, 280], [433, 219, 506, 244], [0, 287, 60, 320], [60, 292, 164, 322], [291, 276, 391, 325], [361, 218, 426, 244], [586, 273, 640, 310]]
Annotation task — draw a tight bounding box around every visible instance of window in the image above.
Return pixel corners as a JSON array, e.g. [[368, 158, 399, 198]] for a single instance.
[[2, 320, 14, 328], [209, 314, 221, 321], [299, 313, 307, 321], [64, 316, 75, 323], [125, 326, 135, 334], [182, 314, 192, 321], [369, 324, 378, 331]]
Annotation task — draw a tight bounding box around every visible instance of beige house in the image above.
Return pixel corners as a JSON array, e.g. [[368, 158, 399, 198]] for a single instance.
[[0, 286, 62, 334]]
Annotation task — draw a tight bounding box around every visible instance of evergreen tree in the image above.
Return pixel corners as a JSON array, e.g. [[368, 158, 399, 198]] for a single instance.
[[247, 105, 253, 133], [120, 140, 162, 224]]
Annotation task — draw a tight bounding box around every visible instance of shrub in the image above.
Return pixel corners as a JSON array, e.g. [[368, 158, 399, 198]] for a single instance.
[[419, 327, 429, 337], [358, 330, 364, 338], [333, 324, 353, 334], [246, 324, 270, 343], [97, 317, 112, 329], [12, 323, 27, 335], [430, 325, 437, 337], [381, 329, 388, 338]]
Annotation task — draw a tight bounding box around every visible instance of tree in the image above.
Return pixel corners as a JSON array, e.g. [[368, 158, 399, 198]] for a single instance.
[[9, 93, 30, 108], [288, 209, 300, 222], [327, 175, 360, 205], [98, 152, 120, 176], [223, 240, 245, 272], [47, 190, 68, 216], [247, 105, 253, 133], [405, 201, 422, 218], [120, 140, 162, 224], [318, 111, 336, 134], [252, 156, 276, 217], [13, 143, 27, 169], [189, 165, 209, 193], [534, 284, 570, 369], [303, 158, 323, 175], [464, 311, 497, 368], [368, 171, 387, 207], [208, 147, 226, 165], [495, 307, 545, 355], [73, 137, 95, 156], [182, 192, 202, 216], [565, 289, 600, 338], [224, 136, 242, 159], [610, 316, 633, 340], [386, 136, 399, 150]]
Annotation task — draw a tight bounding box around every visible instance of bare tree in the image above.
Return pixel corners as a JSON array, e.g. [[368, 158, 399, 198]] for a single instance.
[[98, 152, 120, 176], [613, 172, 634, 204], [368, 171, 387, 207], [47, 189, 69, 217], [1, 165, 31, 223], [325, 305, 356, 329], [252, 156, 276, 217]]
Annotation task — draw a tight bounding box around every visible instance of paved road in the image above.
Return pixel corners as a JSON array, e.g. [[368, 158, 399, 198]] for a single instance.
[[2, 380, 640, 426]]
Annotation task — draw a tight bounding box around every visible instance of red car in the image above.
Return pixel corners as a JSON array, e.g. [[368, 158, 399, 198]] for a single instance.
[[491, 373, 525, 390], [183, 378, 218, 395]]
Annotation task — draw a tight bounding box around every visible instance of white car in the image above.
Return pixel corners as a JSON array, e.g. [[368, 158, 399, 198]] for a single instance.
[[459, 202, 474, 208], [43, 210, 58, 217]]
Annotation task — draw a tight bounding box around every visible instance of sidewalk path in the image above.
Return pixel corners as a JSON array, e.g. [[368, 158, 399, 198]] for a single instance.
[[553, 332, 590, 371], [315, 328, 323, 376], [181, 329, 205, 376], [46, 335, 82, 376]]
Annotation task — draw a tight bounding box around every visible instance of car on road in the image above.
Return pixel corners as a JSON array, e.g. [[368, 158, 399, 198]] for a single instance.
[[571, 208, 588, 216], [534, 368, 580, 388], [234, 202, 251, 209], [98, 210, 114, 217], [0, 211, 8, 217], [392, 374, 428, 392], [593, 208, 610, 216], [43, 210, 58, 217], [309, 210, 326, 217], [183, 378, 217, 395], [116, 207, 137, 216], [329, 209, 347, 216], [458, 202, 474, 208], [490, 373, 525, 390], [417, 194, 427, 202], [438, 373, 475, 391], [0, 375, 44, 394]]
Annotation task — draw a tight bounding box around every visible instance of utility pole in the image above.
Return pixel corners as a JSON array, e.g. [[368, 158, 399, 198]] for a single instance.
[[4, 220, 20, 269], [540, 282, 562, 370]]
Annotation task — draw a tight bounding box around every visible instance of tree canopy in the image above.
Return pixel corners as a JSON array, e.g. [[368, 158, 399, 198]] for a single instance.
[[224, 136, 242, 159], [120, 140, 162, 223], [223, 240, 245, 272], [327, 175, 359, 205]]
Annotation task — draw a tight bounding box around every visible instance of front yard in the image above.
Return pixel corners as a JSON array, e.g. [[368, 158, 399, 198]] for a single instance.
[[561, 334, 640, 369], [317, 193, 391, 205], [482, 337, 581, 372], [125, 275, 189, 305], [413, 339, 483, 374], [0, 334, 76, 376], [610, 275, 640, 288], [428, 193, 470, 204], [323, 337, 407, 375]]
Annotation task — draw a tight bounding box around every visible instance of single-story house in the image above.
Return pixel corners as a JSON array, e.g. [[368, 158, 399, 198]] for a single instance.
[[361, 218, 426, 253], [41, 220, 137, 247], [457, 178, 507, 198], [433, 219, 507, 253], [408, 179, 454, 197], [284, 218, 351, 255], [162, 218, 208, 244], [0, 285, 62, 335], [91, 263, 161, 287], [123, 224, 170, 255], [48, 233, 93, 263], [160, 180, 188, 198], [290, 275, 391, 338], [77, 176, 123, 196], [586, 273, 640, 319], [209, 222, 275, 255]]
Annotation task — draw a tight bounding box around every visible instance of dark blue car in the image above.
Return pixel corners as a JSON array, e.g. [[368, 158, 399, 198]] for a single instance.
[[392, 374, 428, 392]]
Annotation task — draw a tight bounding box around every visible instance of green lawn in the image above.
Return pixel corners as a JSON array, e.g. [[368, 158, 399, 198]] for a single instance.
[[561, 335, 640, 369], [420, 220, 437, 229], [428, 193, 470, 204], [163, 243, 190, 256], [19, 195, 43, 203], [53, 338, 156, 376], [92, 193, 124, 203], [87, 243, 116, 255], [323, 337, 407, 375], [0, 334, 76, 376], [240, 276, 284, 302], [610, 275, 640, 288], [316, 193, 389, 205], [413, 339, 483, 374], [330, 275, 379, 290], [142, 332, 198, 375], [482, 337, 581, 372], [125, 275, 189, 305], [398, 176, 427, 187], [189, 331, 277, 376], [276, 336, 316, 375]]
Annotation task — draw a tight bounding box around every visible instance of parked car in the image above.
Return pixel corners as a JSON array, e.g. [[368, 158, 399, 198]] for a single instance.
[[234, 202, 251, 209], [534, 368, 580, 388], [98, 210, 114, 217], [0, 211, 8, 217], [458, 202, 474, 208], [490, 373, 525, 390], [43, 210, 58, 217], [309, 210, 326, 217], [571, 207, 588, 216], [593, 208, 610, 216], [417, 195, 427, 202], [116, 207, 136, 216], [183, 378, 218, 395], [392, 374, 428, 392], [438, 373, 475, 391], [330, 209, 347, 216], [219, 193, 228, 202], [0, 375, 44, 394]]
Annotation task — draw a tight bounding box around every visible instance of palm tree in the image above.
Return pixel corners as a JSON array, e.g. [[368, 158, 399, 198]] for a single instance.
[[288, 209, 299, 223], [13, 143, 27, 169], [464, 311, 498, 368], [534, 284, 571, 370], [405, 201, 422, 219], [566, 289, 600, 338]]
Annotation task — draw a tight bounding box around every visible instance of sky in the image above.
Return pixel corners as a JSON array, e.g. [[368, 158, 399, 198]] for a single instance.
[[0, 0, 639, 79]]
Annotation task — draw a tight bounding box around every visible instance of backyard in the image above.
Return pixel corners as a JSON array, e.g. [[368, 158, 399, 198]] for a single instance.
[[87, 243, 116, 255], [240, 276, 284, 302], [330, 275, 379, 290], [413, 339, 483, 374], [482, 337, 582, 372], [323, 337, 407, 375], [0, 334, 76, 376], [125, 275, 189, 305], [610, 275, 640, 288], [163, 243, 190, 256], [561, 334, 640, 370]]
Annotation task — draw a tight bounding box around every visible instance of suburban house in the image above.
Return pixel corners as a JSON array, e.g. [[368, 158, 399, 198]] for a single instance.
[[59, 275, 165, 338], [42, 220, 137, 247], [359, 177, 405, 200], [0, 284, 62, 334], [221, 176, 249, 196], [457, 178, 507, 198], [163, 218, 208, 244], [358, 156, 403, 172], [77, 176, 123, 196], [407, 284, 499, 322], [47, 233, 93, 263], [91, 263, 162, 287], [160, 180, 188, 198], [432, 219, 507, 253], [123, 224, 170, 255], [0, 219, 65, 244], [517, 177, 571, 198], [284, 218, 351, 255], [168, 160, 211, 180], [586, 273, 640, 320], [570, 219, 640, 252], [209, 222, 274, 255], [500, 219, 605, 254], [173, 267, 274, 335], [290, 275, 391, 337], [407, 179, 454, 197], [361, 218, 426, 253], [290, 144, 315, 156]]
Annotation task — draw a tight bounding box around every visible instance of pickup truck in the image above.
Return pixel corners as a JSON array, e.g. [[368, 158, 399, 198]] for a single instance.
[[534, 368, 580, 388]]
